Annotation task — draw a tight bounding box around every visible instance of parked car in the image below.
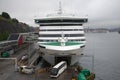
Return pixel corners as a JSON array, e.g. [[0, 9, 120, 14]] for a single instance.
[[21, 54, 28, 61], [19, 66, 35, 74]]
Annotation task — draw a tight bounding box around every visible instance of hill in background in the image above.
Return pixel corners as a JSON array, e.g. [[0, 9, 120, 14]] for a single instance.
[[0, 12, 34, 41]]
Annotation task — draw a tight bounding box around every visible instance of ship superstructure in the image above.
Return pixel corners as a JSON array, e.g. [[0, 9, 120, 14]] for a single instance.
[[35, 3, 88, 65]]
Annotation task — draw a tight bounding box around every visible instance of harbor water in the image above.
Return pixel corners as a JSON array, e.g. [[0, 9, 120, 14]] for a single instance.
[[80, 32, 120, 80]]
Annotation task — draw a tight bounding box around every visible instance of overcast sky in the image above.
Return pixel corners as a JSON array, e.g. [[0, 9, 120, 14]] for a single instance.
[[0, 0, 120, 28]]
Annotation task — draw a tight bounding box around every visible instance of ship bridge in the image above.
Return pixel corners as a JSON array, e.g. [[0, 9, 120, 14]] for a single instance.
[[35, 17, 88, 26]]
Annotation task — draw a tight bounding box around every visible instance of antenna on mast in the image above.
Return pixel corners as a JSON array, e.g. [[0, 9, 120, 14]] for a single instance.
[[58, 1, 62, 14]]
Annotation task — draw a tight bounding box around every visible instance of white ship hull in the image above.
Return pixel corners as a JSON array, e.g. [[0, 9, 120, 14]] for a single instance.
[[39, 45, 85, 65], [43, 54, 82, 65]]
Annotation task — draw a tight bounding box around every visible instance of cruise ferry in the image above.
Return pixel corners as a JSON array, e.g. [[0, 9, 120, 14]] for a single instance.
[[35, 4, 88, 65]]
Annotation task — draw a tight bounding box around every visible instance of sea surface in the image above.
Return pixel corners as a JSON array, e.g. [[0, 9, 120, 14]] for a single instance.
[[80, 32, 120, 80]]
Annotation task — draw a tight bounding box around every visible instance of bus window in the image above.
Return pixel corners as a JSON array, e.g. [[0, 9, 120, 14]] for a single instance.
[[50, 61, 67, 78], [51, 68, 58, 75]]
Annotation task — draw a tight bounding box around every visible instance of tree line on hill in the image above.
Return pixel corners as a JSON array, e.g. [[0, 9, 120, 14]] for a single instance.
[[0, 12, 34, 41]]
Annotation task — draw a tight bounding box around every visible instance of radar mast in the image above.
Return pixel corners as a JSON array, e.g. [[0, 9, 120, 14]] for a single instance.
[[58, 1, 62, 15]]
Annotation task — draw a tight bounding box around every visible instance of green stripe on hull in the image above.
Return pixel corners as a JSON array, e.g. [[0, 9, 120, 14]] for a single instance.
[[41, 41, 83, 46]]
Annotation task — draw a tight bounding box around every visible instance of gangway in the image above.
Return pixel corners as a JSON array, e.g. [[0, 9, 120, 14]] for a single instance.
[[0, 33, 22, 50], [0, 40, 18, 48], [0, 32, 39, 49], [0, 33, 35, 54]]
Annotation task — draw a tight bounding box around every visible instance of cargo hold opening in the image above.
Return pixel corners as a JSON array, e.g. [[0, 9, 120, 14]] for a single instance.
[[55, 56, 71, 65]]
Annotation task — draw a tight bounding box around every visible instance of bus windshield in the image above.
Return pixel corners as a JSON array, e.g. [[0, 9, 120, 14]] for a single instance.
[[51, 68, 58, 75]]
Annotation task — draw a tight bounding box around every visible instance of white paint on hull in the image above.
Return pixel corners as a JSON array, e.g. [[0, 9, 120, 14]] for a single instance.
[[41, 47, 84, 65]]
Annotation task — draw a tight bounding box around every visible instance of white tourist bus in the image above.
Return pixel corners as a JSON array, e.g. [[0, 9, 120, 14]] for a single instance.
[[50, 61, 67, 78]]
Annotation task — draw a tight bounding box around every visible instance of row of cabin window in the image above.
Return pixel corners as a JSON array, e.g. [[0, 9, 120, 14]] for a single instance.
[[38, 39, 86, 42], [40, 24, 83, 26], [35, 19, 87, 23], [39, 34, 84, 37], [40, 29, 83, 31]]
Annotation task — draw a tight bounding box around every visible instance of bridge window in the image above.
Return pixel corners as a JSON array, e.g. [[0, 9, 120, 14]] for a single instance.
[[40, 29, 83, 31], [39, 34, 84, 37]]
